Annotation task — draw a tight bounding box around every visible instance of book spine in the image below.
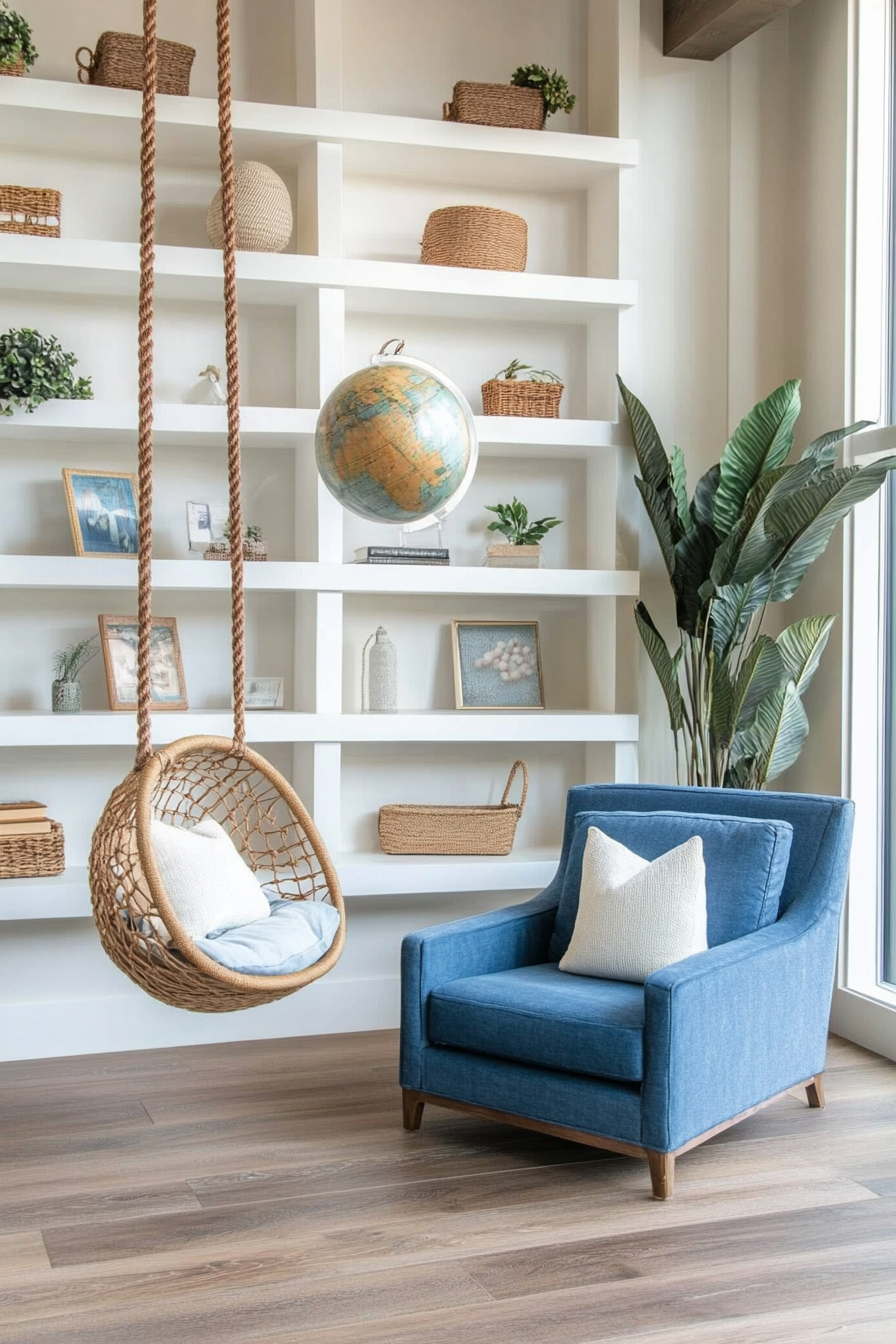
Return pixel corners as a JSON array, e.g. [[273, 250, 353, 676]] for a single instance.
[[355, 557, 451, 565], [356, 547, 449, 559]]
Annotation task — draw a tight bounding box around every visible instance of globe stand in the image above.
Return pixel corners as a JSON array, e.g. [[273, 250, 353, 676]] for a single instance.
[[397, 519, 445, 550]]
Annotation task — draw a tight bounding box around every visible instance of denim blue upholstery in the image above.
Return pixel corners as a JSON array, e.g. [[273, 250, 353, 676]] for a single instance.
[[549, 809, 793, 960], [401, 784, 854, 1154]]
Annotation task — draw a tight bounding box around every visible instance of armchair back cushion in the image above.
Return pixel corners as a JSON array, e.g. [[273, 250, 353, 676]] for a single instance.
[[549, 809, 793, 963]]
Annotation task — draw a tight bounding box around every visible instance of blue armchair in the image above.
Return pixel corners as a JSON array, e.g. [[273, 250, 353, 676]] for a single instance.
[[400, 783, 854, 1199]]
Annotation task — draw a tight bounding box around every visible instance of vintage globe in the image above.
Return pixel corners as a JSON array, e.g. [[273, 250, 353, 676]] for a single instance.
[[315, 348, 477, 528]]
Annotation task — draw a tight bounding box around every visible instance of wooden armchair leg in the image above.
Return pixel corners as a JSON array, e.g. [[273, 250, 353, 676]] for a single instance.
[[402, 1089, 425, 1131], [647, 1151, 675, 1200], [806, 1074, 826, 1109]]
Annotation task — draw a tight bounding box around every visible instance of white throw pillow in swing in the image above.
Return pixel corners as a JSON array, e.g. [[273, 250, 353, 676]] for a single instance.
[[149, 816, 272, 940]]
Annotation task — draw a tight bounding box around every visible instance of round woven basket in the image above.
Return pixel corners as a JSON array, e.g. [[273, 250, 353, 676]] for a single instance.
[[421, 206, 527, 272], [0, 54, 26, 76], [0, 185, 61, 238], [206, 161, 293, 253], [482, 379, 563, 418], [443, 82, 545, 130], [76, 32, 194, 95]]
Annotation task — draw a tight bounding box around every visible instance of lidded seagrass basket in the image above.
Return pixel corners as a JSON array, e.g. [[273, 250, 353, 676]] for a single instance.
[[443, 82, 545, 130], [379, 761, 528, 856], [421, 206, 527, 272], [0, 821, 64, 879], [0, 185, 61, 238], [76, 32, 195, 95]]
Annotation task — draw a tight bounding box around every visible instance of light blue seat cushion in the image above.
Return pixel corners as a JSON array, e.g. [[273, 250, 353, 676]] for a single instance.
[[549, 810, 793, 963], [194, 896, 340, 976], [428, 963, 645, 1081]]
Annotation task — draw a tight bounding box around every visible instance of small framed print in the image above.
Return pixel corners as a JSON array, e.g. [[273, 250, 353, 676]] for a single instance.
[[238, 677, 285, 710], [186, 501, 229, 552], [452, 621, 544, 710], [62, 469, 139, 558], [98, 615, 188, 711]]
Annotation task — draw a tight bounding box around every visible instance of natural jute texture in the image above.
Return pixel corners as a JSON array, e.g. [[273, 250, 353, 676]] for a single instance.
[[204, 539, 268, 561], [76, 31, 194, 95], [0, 185, 61, 238], [0, 54, 25, 76], [89, 0, 345, 1013], [443, 81, 545, 130], [421, 205, 528, 272], [206, 161, 293, 253], [0, 820, 64, 879], [379, 760, 528, 855], [481, 378, 563, 417]]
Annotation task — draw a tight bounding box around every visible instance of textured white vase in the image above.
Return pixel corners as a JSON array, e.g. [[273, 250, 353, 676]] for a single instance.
[[206, 161, 293, 253], [363, 627, 397, 712]]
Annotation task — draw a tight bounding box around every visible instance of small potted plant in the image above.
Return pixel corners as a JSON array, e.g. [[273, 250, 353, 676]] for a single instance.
[[484, 497, 563, 568], [0, 329, 93, 415], [0, 1, 37, 76], [51, 636, 98, 714], [204, 520, 267, 562], [481, 359, 564, 418]]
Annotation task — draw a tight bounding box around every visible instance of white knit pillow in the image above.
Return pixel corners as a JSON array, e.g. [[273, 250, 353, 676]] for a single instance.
[[559, 826, 708, 983], [149, 816, 271, 940]]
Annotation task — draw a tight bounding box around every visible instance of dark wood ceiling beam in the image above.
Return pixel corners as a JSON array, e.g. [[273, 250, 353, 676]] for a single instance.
[[664, 0, 804, 60]]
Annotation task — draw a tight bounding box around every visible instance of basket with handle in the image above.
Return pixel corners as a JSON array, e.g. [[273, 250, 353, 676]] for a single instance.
[[0, 185, 61, 238], [76, 32, 195, 95], [378, 760, 528, 856], [443, 82, 545, 130], [0, 820, 64, 879]]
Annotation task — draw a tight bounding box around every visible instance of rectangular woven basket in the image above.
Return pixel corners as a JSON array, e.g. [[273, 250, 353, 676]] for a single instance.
[[443, 82, 545, 130], [0, 820, 65, 879], [0, 185, 62, 238], [76, 32, 195, 95], [378, 761, 528, 856], [481, 379, 563, 417]]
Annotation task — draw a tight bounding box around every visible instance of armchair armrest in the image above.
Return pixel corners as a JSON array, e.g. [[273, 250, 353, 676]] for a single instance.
[[641, 905, 839, 1152], [400, 889, 558, 1089]]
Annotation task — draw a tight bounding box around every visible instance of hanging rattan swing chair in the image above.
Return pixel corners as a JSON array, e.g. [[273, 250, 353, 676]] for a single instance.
[[89, 0, 346, 1013]]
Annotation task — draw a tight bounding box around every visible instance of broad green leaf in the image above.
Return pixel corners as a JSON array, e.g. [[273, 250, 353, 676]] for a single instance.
[[670, 445, 692, 534], [710, 574, 771, 659], [733, 634, 786, 727], [713, 380, 802, 537], [735, 680, 809, 784], [672, 522, 717, 635], [618, 377, 670, 493], [776, 614, 836, 695], [634, 603, 685, 732], [711, 663, 736, 747], [692, 464, 720, 530], [800, 421, 870, 471], [710, 467, 790, 588], [635, 476, 676, 577], [730, 459, 821, 584]]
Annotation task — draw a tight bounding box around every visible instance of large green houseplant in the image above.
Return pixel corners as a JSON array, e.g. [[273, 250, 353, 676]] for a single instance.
[[620, 376, 896, 788]]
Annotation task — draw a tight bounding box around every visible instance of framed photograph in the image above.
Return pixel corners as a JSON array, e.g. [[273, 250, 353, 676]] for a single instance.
[[62, 469, 139, 558], [186, 501, 229, 552], [98, 615, 188, 711], [242, 677, 285, 710], [451, 620, 544, 710]]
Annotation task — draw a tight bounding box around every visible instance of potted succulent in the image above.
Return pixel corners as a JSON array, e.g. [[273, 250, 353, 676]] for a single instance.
[[51, 636, 98, 714], [484, 497, 563, 568], [444, 64, 576, 131], [204, 520, 267, 562], [481, 359, 564, 418], [0, 1, 37, 75], [0, 329, 93, 415]]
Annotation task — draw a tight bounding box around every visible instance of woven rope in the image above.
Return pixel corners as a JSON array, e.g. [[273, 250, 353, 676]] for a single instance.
[[378, 761, 528, 856], [0, 821, 64, 879], [0, 186, 61, 238], [481, 379, 563, 418], [76, 32, 194, 95], [443, 82, 545, 130], [421, 206, 527, 272]]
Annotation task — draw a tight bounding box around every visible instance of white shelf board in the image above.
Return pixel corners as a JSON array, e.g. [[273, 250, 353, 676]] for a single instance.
[[0, 849, 558, 920], [0, 401, 629, 457], [0, 556, 639, 598], [0, 237, 637, 323], [0, 712, 639, 748], [0, 79, 638, 190]]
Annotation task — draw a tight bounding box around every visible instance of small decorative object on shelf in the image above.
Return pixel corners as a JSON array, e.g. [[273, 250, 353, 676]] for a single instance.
[[354, 545, 450, 566], [510, 65, 577, 118], [484, 496, 562, 568], [0, 2, 37, 76], [421, 206, 527, 272], [186, 500, 228, 552], [0, 185, 61, 238], [442, 65, 575, 130], [183, 365, 226, 405], [0, 803, 64, 880], [204, 520, 268, 562], [362, 627, 397, 713], [99, 615, 188, 712], [76, 31, 194, 95], [0, 329, 93, 417], [51, 635, 99, 714], [379, 760, 529, 856], [63, 469, 138, 557], [481, 360, 564, 418], [452, 620, 545, 709], [243, 677, 285, 710], [206, 162, 293, 253]]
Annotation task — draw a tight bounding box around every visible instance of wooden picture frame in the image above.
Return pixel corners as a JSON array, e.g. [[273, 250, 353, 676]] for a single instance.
[[451, 620, 544, 710], [62, 469, 139, 558], [98, 615, 188, 711]]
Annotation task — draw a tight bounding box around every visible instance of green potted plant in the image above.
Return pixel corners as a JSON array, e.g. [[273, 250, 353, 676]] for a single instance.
[[481, 359, 564, 418], [51, 636, 98, 714], [484, 496, 563, 568], [444, 64, 575, 131], [0, 2, 37, 75], [620, 375, 896, 787], [0, 329, 93, 415], [510, 65, 576, 118], [204, 520, 267, 562]]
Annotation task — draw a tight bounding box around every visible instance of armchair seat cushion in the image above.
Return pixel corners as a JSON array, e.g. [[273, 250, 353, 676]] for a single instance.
[[428, 962, 645, 1082]]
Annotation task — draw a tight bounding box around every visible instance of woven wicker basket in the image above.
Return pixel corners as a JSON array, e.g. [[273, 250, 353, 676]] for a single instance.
[[76, 32, 195, 95], [443, 82, 545, 130], [378, 761, 528, 856], [204, 539, 268, 562], [0, 54, 26, 76], [0, 820, 65, 879], [206, 161, 293, 254], [422, 206, 527, 272], [0, 185, 61, 238], [482, 378, 563, 417]]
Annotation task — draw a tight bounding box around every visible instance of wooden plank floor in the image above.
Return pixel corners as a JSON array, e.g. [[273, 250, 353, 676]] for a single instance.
[[0, 1031, 894, 1343]]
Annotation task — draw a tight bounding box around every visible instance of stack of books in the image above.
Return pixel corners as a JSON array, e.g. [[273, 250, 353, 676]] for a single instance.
[[354, 546, 450, 566], [0, 801, 52, 837]]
